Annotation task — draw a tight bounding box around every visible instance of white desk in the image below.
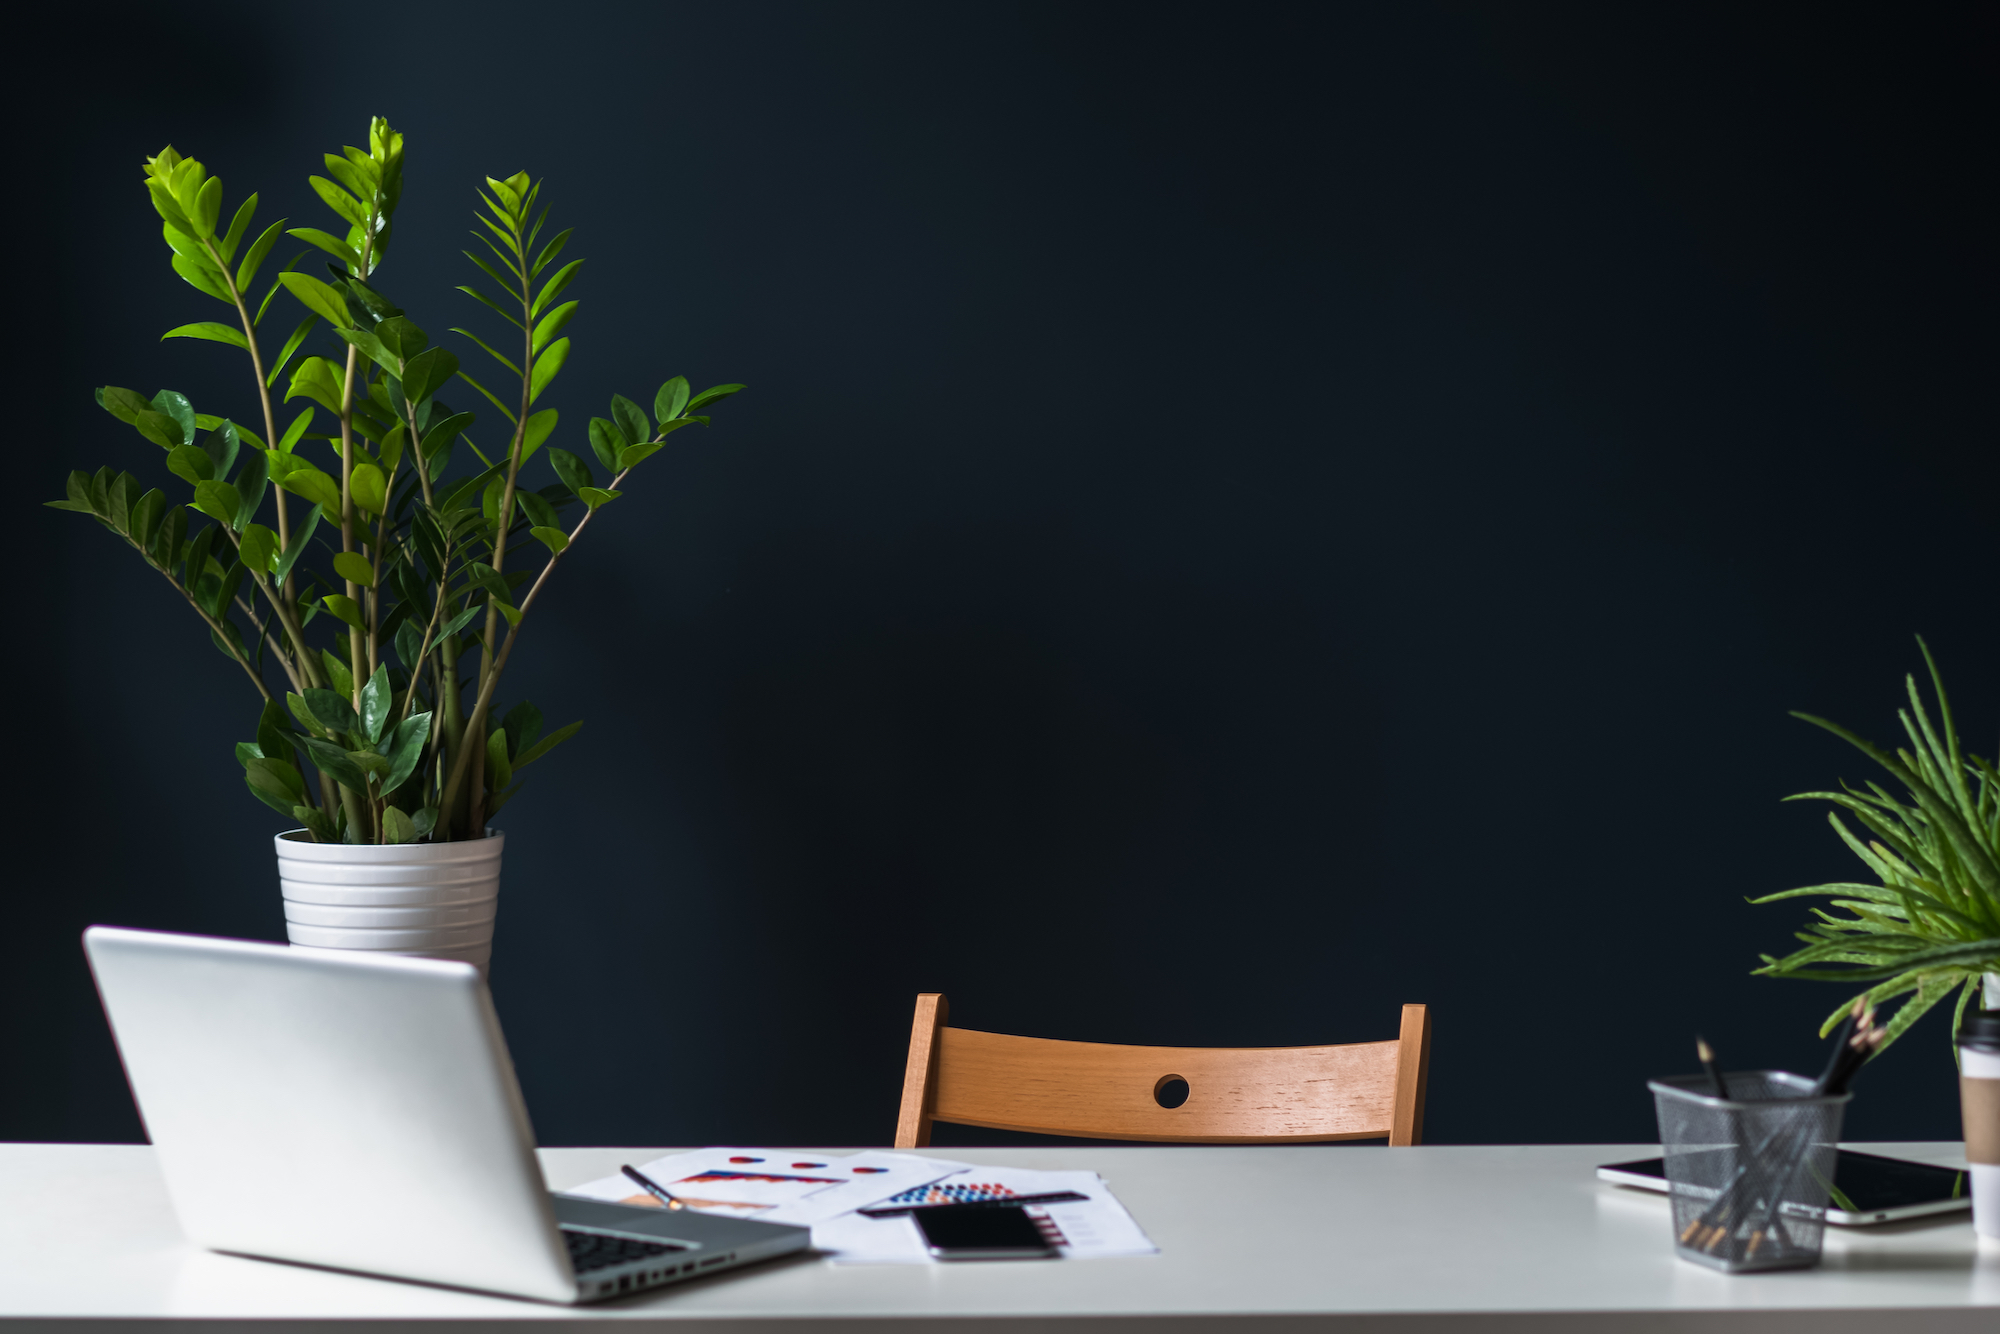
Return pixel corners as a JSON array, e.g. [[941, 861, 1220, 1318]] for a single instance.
[[2, 1142, 1995, 1331]]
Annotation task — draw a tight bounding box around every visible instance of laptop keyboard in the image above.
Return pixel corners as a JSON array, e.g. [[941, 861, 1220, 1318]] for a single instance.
[[563, 1229, 685, 1274]]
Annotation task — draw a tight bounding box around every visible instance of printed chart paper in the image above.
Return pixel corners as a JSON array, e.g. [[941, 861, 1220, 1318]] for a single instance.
[[811, 1167, 1159, 1264], [559, 1148, 970, 1226]]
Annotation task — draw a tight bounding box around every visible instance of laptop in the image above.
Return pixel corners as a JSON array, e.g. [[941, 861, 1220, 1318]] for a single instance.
[[82, 926, 809, 1304]]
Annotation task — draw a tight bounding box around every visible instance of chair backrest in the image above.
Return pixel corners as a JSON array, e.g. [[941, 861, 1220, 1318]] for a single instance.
[[894, 995, 1430, 1147]]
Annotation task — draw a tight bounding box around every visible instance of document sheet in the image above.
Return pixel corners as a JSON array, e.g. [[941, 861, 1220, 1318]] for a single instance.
[[561, 1150, 1157, 1263]]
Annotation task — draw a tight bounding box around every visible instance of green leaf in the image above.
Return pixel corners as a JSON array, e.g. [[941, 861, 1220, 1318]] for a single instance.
[[202, 415, 240, 478], [513, 719, 581, 770], [307, 176, 367, 230], [452, 368, 518, 424], [336, 326, 401, 381], [546, 447, 595, 497], [150, 505, 188, 567], [293, 804, 338, 843], [257, 698, 299, 762], [217, 192, 257, 263], [358, 665, 393, 744], [165, 444, 214, 485], [429, 605, 479, 641], [304, 686, 359, 737], [244, 756, 309, 816], [322, 593, 366, 628], [332, 551, 376, 587], [531, 300, 577, 354], [350, 462, 388, 515], [618, 441, 663, 471], [398, 344, 460, 408], [272, 504, 320, 582], [320, 650, 355, 700], [192, 175, 223, 237], [371, 317, 427, 366], [232, 448, 268, 531], [683, 382, 747, 414], [266, 315, 319, 388], [302, 736, 370, 792], [150, 388, 195, 446], [577, 487, 622, 509], [610, 394, 650, 451], [172, 251, 232, 301], [97, 386, 152, 425], [528, 337, 570, 404], [462, 561, 513, 603], [285, 356, 344, 413], [190, 479, 239, 526], [586, 417, 623, 473], [653, 376, 690, 423], [530, 227, 572, 278], [236, 217, 288, 290], [485, 727, 514, 793], [162, 321, 248, 349], [210, 618, 248, 663], [530, 525, 569, 553], [288, 226, 362, 271], [180, 522, 219, 586], [516, 408, 559, 465], [449, 325, 521, 376], [129, 489, 167, 549], [379, 805, 417, 844], [420, 410, 475, 461], [240, 523, 278, 575], [131, 409, 182, 450], [500, 700, 544, 757], [276, 466, 341, 512], [277, 407, 314, 454], [278, 271, 352, 327], [381, 712, 433, 794], [533, 258, 584, 317]]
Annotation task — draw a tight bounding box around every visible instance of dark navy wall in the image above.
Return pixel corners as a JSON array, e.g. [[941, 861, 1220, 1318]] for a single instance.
[[10, 1, 1995, 1147]]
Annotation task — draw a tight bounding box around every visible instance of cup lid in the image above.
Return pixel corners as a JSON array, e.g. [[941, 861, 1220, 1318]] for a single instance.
[[1957, 1009, 2000, 1053]]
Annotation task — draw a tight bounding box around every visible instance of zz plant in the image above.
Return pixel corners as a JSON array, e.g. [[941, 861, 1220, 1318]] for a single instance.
[[1753, 640, 2000, 1053], [50, 118, 742, 844]]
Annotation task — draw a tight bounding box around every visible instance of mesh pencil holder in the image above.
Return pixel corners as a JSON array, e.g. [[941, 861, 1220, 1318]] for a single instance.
[[1648, 1071, 1850, 1273]]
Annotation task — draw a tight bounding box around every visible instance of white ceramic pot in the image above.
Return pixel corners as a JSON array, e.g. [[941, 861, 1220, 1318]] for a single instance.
[[275, 829, 504, 975]]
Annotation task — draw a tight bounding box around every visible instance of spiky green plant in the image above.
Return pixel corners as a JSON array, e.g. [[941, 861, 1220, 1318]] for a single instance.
[[1753, 639, 2000, 1055]]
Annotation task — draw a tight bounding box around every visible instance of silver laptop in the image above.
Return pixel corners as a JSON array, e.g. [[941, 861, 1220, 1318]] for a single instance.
[[83, 926, 809, 1304]]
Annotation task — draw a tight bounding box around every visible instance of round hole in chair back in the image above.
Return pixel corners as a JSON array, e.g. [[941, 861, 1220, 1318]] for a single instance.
[[1153, 1074, 1190, 1109]]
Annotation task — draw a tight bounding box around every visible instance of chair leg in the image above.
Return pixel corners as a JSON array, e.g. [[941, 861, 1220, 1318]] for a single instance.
[[894, 993, 949, 1148], [1389, 1003, 1431, 1147]]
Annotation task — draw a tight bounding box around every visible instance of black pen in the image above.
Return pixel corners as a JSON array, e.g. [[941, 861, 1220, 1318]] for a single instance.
[[621, 1163, 684, 1210]]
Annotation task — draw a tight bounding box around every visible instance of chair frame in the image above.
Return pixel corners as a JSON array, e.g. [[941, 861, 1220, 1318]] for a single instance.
[[895, 995, 1430, 1148]]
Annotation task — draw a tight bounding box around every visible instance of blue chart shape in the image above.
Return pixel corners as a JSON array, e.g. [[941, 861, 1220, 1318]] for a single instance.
[[882, 1181, 1017, 1205]]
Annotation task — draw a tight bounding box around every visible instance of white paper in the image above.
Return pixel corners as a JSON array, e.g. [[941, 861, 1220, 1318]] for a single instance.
[[811, 1167, 1158, 1264], [559, 1148, 970, 1226]]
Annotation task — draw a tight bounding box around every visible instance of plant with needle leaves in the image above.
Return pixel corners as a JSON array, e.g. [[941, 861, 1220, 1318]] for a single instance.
[[49, 117, 745, 845], [1752, 639, 2000, 1056]]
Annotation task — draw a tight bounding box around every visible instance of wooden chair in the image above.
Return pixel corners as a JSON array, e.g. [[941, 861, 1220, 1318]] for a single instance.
[[893, 995, 1431, 1147]]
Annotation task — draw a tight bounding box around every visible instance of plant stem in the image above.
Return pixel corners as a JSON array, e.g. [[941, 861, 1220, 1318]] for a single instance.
[[203, 232, 295, 606], [436, 467, 627, 827]]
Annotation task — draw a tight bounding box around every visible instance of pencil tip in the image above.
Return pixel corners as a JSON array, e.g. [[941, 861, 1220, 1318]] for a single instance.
[[1696, 1037, 1715, 1063]]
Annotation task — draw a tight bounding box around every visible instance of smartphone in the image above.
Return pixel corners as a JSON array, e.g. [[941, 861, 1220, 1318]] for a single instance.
[[911, 1204, 1059, 1260], [1597, 1148, 1970, 1225]]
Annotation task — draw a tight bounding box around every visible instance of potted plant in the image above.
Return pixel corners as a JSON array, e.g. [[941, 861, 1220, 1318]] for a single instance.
[[49, 117, 743, 971], [1752, 639, 2000, 1050]]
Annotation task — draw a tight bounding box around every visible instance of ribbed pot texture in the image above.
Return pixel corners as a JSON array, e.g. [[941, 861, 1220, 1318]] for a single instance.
[[275, 829, 504, 974]]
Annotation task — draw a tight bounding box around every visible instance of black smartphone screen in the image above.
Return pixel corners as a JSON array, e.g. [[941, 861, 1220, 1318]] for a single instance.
[[912, 1204, 1058, 1258], [1603, 1148, 1967, 1214]]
